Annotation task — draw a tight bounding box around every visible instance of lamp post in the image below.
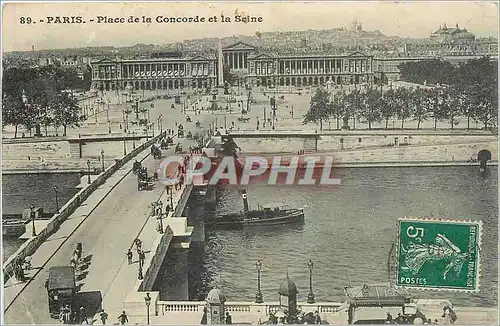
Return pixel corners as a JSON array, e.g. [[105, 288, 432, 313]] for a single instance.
[[53, 186, 59, 213], [132, 130, 136, 149], [307, 260, 315, 304], [86, 160, 91, 184], [30, 204, 36, 236], [169, 190, 173, 208], [158, 114, 163, 135], [145, 292, 151, 325], [123, 135, 127, 156], [138, 260, 144, 280], [101, 150, 105, 172], [107, 99, 110, 122], [255, 260, 263, 303]]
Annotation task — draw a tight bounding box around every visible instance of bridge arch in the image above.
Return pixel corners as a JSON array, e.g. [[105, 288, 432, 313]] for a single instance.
[[478, 149, 492, 162]]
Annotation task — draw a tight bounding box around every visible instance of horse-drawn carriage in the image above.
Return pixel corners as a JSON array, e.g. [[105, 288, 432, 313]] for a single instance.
[[47, 266, 76, 319], [151, 145, 162, 159], [138, 167, 153, 191], [175, 143, 183, 154], [178, 124, 185, 138], [133, 161, 142, 174]]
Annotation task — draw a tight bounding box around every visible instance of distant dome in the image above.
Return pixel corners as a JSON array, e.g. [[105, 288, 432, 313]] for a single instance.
[[278, 277, 298, 296], [206, 288, 226, 304]]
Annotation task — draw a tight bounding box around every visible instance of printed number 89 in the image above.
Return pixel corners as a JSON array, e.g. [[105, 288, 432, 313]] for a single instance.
[[20, 17, 33, 24]]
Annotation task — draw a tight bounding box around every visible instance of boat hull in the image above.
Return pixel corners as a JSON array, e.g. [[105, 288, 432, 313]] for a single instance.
[[206, 210, 305, 229]]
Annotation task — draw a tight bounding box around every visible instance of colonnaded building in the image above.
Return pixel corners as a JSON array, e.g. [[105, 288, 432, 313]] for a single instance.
[[90, 24, 497, 91], [90, 42, 374, 91]]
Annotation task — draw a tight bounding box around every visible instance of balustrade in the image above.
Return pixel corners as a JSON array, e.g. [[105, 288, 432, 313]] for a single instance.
[[156, 301, 342, 316]]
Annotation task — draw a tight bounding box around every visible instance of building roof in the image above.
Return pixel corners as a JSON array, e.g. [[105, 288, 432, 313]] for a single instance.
[[206, 288, 226, 304], [248, 51, 371, 60], [48, 266, 75, 291], [278, 277, 298, 296], [223, 41, 256, 51], [431, 24, 475, 40], [344, 284, 411, 307]]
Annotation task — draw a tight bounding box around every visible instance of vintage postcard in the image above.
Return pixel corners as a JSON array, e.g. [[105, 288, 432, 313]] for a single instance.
[[1, 1, 498, 325]]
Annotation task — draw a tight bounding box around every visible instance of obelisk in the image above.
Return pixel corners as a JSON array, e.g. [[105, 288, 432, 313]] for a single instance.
[[217, 38, 224, 87]]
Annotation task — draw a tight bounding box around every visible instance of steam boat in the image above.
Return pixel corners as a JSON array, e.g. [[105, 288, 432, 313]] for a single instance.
[[206, 190, 305, 229]]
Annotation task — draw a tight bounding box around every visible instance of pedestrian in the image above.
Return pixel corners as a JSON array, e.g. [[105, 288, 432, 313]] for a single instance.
[[118, 311, 128, 325], [135, 239, 142, 254], [100, 309, 109, 325], [79, 306, 89, 324], [314, 311, 321, 324], [127, 249, 133, 265], [225, 312, 232, 324]]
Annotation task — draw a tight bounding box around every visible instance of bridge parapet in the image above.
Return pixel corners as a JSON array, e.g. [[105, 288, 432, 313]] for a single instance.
[[2, 133, 164, 284], [155, 300, 343, 316]]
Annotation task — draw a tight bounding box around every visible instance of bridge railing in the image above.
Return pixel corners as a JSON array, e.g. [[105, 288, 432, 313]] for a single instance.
[[3, 133, 164, 283], [156, 301, 343, 316]]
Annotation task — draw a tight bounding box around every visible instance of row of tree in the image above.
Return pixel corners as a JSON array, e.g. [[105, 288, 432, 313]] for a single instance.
[[2, 65, 85, 137], [304, 57, 498, 131]]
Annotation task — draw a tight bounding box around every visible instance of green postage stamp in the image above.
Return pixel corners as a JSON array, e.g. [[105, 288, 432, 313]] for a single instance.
[[396, 218, 482, 291]]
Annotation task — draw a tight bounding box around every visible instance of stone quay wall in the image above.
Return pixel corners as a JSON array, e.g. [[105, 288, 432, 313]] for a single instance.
[[2, 134, 163, 283], [233, 132, 498, 165]]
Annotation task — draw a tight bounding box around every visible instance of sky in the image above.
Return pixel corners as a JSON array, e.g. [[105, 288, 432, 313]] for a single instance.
[[2, 1, 499, 52]]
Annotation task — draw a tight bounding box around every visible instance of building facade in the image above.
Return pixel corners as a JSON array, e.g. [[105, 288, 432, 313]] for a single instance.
[[90, 27, 497, 91], [246, 52, 374, 87], [90, 56, 217, 91]]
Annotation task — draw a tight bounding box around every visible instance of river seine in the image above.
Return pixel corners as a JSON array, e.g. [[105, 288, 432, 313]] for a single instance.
[[187, 166, 498, 307]]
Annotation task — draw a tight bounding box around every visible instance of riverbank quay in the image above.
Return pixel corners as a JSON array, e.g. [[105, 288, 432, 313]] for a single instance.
[[227, 130, 497, 166]]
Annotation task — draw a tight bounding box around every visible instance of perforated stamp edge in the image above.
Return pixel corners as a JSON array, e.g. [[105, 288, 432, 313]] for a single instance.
[[394, 216, 482, 293]]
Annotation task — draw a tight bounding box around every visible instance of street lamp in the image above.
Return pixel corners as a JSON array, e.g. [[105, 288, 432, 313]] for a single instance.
[[169, 190, 173, 208], [101, 150, 105, 172], [145, 292, 152, 325], [255, 260, 263, 303], [138, 260, 144, 280], [156, 205, 164, 234], [107, 99, 110, 122], [53, 186, 59, 213], [307, 260, 315, 303], [132, 130, 136, 149], [30, 204, 36, 236], [123, 135, 127, 156], [86, 160, 91, 184]]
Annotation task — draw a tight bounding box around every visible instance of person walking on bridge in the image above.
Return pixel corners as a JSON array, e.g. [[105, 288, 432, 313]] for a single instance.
[[118, 311, 128, 325], [126, 249, 133, 265], [99, 309, 109, 325], [134, 239, 142, 255]]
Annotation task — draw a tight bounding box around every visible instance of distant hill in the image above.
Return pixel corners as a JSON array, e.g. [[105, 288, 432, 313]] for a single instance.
[[4, 27, 393, 57], [4, 27, 497, 60]]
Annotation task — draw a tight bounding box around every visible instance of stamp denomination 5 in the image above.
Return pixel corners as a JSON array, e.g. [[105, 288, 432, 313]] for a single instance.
[[396, 218, 482, 292]]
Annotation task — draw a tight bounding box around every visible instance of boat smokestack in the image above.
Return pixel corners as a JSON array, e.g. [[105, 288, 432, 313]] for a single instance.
[[241, 189, 249, 212]]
